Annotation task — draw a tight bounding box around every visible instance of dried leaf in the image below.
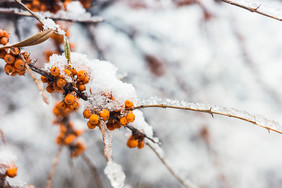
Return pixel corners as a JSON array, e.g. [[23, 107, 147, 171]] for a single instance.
[[0, 28, 54, 49]]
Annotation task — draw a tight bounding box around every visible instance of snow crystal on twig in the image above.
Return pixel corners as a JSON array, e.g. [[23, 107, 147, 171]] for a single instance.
[[138, 97, 282, 133], [104, 161, 126, 188]]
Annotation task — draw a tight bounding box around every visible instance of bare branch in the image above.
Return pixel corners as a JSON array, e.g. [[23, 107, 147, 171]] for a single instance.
[[0, 128, 7, 145], [99, 121, 113, 162], [133, 98, 282, 134], [46, 146, 63, 188], [0, 8, 104, 23], [147, 143, 197, 188], [81, 153, 104, 188], [218, 0, 282, 22]]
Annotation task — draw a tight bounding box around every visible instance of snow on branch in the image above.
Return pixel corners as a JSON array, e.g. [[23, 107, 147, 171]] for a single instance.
[[0, 8, 103, 23], [218, 0, 282, 22], [134, 97, 282, 134]]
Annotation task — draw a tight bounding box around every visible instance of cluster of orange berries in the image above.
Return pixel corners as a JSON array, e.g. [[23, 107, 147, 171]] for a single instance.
[[55, 121, 86, 157], [52, 93, 80, 118], [127, 135, 145, 149], [83, 100, 136, 131], [25, 0, 92, 13], [0, 30, 30, 76]]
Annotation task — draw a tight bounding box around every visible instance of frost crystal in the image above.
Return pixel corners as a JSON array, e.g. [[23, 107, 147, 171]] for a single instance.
[[104, 161, 126, 188]]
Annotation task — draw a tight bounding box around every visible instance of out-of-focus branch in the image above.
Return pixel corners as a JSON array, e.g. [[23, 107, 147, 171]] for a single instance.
[[81, 153, 104, 188], [147, 143, 197, 188], [46, 146, 63, 188], [218, 0, 282, 22], [0, 128, 7, 144]]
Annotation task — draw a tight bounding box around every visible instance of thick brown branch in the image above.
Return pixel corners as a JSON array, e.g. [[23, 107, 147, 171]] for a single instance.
[[218, 0, 282, 22]]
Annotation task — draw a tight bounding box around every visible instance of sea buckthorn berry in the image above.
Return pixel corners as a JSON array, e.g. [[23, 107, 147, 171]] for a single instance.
[[120, 116, 128, 126], [89, 114, 99, 124], [60, 125, 67, 133], [6, 166, 17, 178], [125, 100, 134, 109], [83, 109, 91, 119], [77, 70, 86, 80], [0, 30, 3, 37], [78, 84, 86, 91], [0, 49, 7, 59], [100, 110, 110, 121], [50, 66, 60, 76], [14, 59, 24, 69], [64, 69, 71, 76], [4, 54, 15, 64], [10, 47, 20, 56], [53, 107, 60, 116], [87, 121, 96, 129], [57, 101, 67, 110], [41, 76, 48, 83], [82, 76, 89, 84], [17, 68, 26, 76], [65, 134, 76, 145], [69, 101, 79, 110], [1, 37, 8, 45], [64, 93, 75, 104], [126, 112, 135, 122], [3, 30, 9, 38], [4, 64, 14, 75], [138, 141, 145, 149], [74, 129, 83, 136], [46, 84, 55, 93], [57, 78, 66, 88], [127, 138, 138, 148], [71, 68, 77, 75], [22, 52, 30, 63]]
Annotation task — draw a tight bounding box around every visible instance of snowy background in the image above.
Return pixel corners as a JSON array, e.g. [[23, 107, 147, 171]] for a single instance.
[[2, 0, 282, 187]]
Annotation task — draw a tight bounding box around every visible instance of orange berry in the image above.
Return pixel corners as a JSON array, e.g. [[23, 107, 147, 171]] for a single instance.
[[1, 37, 8, 45], [127, 139, 138, 148], [87, 121, 96, 129], [17, 68, 26, 76], [64, 134, 76, 144], [77, 70, 86, 80], [60, 125, 67, 133], [0, 30, 3, 38], [138, 141, 145, 149], [78, 84, 86, 91], [14, 59, 24, 69], [6, 166, 17, 178], [74, 129, 83, 136], [100, 109, 110, 121], [4, 64, 14, 75], [120, 116, 128, 126], [0, 49, 7, 59], [50, 66, 60, 76], [41, 76, 48, 83], [3, 30, 9, 38], [64, 93, 75, 104], [83, 109, 91, 119], [46, 84, 55, 93], [126, 112, 135, 122], [53, 107, 60, 116], [69, 101, 79, 110], [22, 52, 30, 64], [71, 68, 77, 75], [57, 101, 67, 110], [10, 47, 20, 56], [89, 114, 99, 124], [4, 54, 15, 64], [64, 69, 71, 76], [125, 100, 134, 109], [82, 76, 89, 84], [32, 0, 40, 8], [56, 78, 66, 88]]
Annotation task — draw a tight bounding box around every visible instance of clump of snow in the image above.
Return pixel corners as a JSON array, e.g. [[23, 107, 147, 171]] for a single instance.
[[47, 52, 138, 111], [66, 1, 86, 14], [36, 13, 66, 35], [104, 161, 126, 188], [131, 110, 153, 137]]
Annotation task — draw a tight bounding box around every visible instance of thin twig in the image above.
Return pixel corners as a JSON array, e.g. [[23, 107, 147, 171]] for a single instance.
[[125, 125, 159, 144], [0, 8, 104, 23], [133, 104, 282, 134], [19, 54, 49, 104], [0, 128, 7, 144], [82, 153, 104, 188], [218, 0, 282, 22], [100, 121, 112, 162], [147, 143, 196, 188], [46, 146, 63, 188]]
